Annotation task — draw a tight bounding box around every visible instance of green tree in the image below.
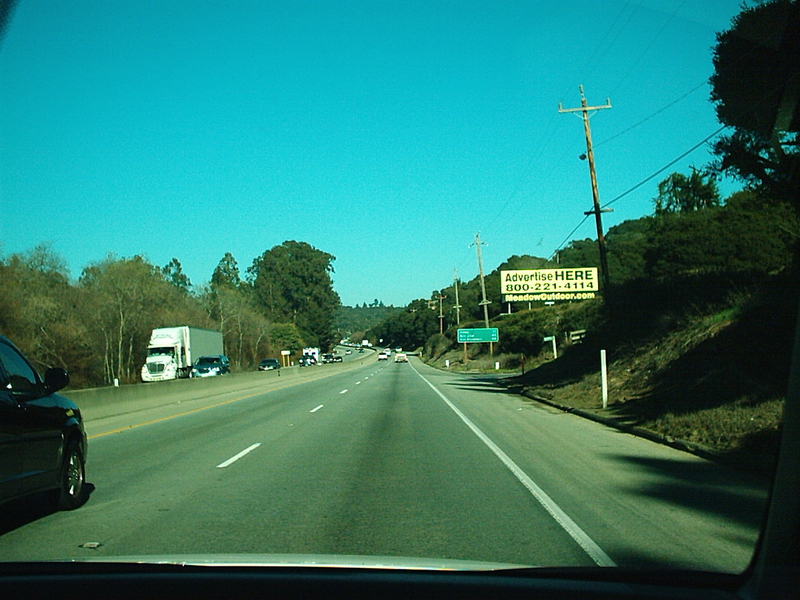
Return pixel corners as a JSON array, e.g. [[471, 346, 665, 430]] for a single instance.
[[79, 255, 186, 384], [268, 322, 305, 355], [645, 191, 797, 278], [710, 0, 800, 203], [372, 298, 439, 350], [248, 241, 340, 349], [200, 283, 272, 370], [211, 252, 241, 291], [162, 257, 192, 293], [0, 245, 95, 384], [653, 168, 721, 215]]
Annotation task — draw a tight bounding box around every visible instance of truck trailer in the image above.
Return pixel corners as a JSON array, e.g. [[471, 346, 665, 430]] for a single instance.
[[141, 326, 224, 382]]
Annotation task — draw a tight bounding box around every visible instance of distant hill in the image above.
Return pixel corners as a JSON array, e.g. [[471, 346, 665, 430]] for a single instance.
[[335, 303, 403, 342]]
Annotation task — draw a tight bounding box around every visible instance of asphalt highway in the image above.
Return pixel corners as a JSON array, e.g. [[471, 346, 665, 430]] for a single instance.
[[0, 356, 768, 571]]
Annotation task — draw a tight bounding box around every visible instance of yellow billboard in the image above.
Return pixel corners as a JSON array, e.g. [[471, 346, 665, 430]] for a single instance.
[[501, 268, 599, 302]]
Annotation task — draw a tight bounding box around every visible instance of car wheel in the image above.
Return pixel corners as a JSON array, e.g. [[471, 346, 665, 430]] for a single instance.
[[56, 441, 86, 510]]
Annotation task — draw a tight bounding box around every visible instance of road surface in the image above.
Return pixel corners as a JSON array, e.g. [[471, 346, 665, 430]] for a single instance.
[[0, 357, 768, 571]]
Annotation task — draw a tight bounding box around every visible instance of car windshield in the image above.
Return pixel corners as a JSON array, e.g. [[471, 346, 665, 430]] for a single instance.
[[1, 0, 798, 581], [195, 357, 220, 366]]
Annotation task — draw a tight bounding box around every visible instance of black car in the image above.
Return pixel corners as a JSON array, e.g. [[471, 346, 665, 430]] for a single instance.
[[297, 356, 315, 367], [258, 358, 281, 371], [0, 335, 88, 510], [191, 355, 230, 377]]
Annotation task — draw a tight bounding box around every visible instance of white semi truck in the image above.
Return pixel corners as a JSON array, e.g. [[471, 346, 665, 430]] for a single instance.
[[141, 326, 224, 382]]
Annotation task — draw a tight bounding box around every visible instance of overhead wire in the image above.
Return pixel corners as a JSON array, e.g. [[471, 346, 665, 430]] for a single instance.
[[547, 124, 728, 259], [478, 1, 688, 255], [465, 2, 638, 276], [594, 81, 707, 149], [458, 1, 714, 278]]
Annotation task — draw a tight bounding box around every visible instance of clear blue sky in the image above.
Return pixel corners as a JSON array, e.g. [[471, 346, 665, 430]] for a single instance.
[[1, 1, 743, 307]]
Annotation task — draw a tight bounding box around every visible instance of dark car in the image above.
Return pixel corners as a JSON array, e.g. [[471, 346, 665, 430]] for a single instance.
[[297, 356, 315, 367], [258, 358, 281, 371], [191, 355, 230, 377], [0, 335, 88, 510]]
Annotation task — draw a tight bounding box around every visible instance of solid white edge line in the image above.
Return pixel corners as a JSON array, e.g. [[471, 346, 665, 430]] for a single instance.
[[410, 364, 616, 567], [310, 404, 324, 413], [216, 443, 261, 469]]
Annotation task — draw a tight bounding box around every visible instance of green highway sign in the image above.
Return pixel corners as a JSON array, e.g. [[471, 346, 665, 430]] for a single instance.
[[457, 328, 499, 343]]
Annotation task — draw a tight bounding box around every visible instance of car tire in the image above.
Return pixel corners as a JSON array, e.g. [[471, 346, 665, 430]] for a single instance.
[[56, 441, 86, 510]]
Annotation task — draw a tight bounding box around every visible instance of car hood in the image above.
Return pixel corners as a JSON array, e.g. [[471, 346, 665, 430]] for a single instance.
[[63, 553, 530, 571]]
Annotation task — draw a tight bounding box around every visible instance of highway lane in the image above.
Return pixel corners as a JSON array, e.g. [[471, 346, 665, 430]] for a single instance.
[[0, 357, 768, 571]]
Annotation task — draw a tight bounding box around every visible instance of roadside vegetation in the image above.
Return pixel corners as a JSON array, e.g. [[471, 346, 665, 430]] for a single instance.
[[380, 1, 800, 475], [0, 241, 341, 387]]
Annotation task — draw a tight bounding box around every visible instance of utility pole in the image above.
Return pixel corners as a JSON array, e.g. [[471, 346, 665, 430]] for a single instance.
[[453, 268, 462, 326], [436, 293, 446, 334], [471, 233, 493, 355], [559, 85, 612, 290]]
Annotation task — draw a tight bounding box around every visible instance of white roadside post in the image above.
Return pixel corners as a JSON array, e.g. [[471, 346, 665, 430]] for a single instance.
[[600, 349, 608, 409], [543, 336, 557, 359]]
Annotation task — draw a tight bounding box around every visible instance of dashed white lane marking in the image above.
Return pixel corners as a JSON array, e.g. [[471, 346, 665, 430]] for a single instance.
[[217, 443, 261, 468], [310, 404, 324, 413]]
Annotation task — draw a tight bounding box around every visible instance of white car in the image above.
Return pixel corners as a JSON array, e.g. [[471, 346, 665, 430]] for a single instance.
[[378, 352, 388, 361], [394, 352, 408, 363]]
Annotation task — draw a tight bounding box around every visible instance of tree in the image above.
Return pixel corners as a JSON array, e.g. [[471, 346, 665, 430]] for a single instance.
[[0, 245, 95, 384], [710, 0, 800, 203], [644, 191, 797, 278], [268, 322, 305, 355], [372, 299, 439, 350], [200, 283, 272, 370], [653, 168, 721, 215], [248, 241, 340, 349], [79, 255, 184, 384], [162, 257, 192, 293], [211, 252, 241, 291]]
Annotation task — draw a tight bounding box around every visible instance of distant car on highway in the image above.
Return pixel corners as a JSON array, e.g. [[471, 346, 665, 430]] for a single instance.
[[297, 355, 315, 367], [394, 352, 408, 363], [258, 358, 281, 371], [0, 335, 88, 511], [191, 355, 230, 377], [377, 352, 388, 361]]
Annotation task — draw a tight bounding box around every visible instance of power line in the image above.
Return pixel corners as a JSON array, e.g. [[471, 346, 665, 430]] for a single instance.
[[549, 124, 728, 258], [481, 83, 710, 259], [595, 81, 707, 149], [601, 125, 727, 209], [549, 215, 591, 261]]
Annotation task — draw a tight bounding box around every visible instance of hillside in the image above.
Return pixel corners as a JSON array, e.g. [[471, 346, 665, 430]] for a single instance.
[[428, 270, 798, 477]]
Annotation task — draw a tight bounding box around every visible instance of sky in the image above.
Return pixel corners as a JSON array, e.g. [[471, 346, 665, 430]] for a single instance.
[[0, 0, 745, 307]]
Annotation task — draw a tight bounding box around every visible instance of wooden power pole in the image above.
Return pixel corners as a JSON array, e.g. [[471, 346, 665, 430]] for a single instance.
[[472, 233, 493, 355], [453, 268, 462, 326], [559, 85, 612, 290]]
